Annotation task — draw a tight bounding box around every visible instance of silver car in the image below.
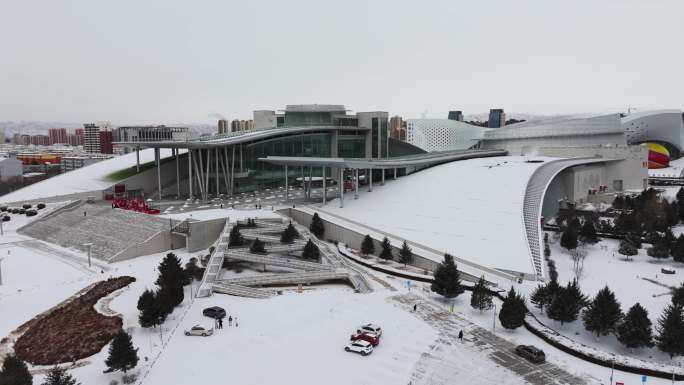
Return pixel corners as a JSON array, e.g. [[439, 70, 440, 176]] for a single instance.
[[184, 325, 214, 337]]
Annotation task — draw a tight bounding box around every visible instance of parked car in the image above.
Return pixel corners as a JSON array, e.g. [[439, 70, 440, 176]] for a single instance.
[[515, 345, 545, 363], [358, 323, 382, 337], [25, 209, 37, 217], [0, 206, 7, 212], [345, 339, 373, 356], [18, 208, 25, 214], [662, 266, 676, 274], [184, 325, 214, 337], [350, 331, 380, 346], [1, 215, 10, 222], [10, 208, 19, 214], [202, 306, 226, 319]]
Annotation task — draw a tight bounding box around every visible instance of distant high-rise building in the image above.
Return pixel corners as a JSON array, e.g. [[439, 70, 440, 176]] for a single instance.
[[75, 128, 85, 145], [84, 123, 101, 153], [67, 134, 81, 146], [0, 129, 4, 144], [99, 129, 113, 154], [48, 128, 68, 145], [448, 110, 464, 121], [230, 119, 241, 132], [389, 116, 404, 140], [30, 135, 50, 146], [218, 119, 228, 134], [488, 109, 506, 128]]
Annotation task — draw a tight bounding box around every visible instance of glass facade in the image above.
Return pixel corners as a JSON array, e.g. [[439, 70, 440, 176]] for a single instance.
[[371, 117, 389, 158]]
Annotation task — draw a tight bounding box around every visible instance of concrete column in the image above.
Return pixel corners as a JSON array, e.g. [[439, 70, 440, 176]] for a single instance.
[[231, 146, 236, 196], [393, 168, 397, 179], [339, 168, 344, 208], [155, 148, 161, 200], [285, 165, 289, 202], [322, 166, 326, 205], [136, 146, 140, 173], [188, 149, 193, 198], [205, 149, 210, 200], [368, 168, 373, 192], [381, 168, 385, 186], [215, 148, 219, 197], [175, 148, 180, 197], [355, 168, 359, 199]]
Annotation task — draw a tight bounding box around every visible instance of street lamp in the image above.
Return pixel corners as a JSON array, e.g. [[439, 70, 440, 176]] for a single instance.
[[83, 243, 93, 268], [0, 257, 4, 285]]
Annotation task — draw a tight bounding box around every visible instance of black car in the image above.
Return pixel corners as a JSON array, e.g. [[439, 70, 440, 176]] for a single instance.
[[203, 306, 226, 319], [1, 215, 10, 222], [515, 345, 545, 364]]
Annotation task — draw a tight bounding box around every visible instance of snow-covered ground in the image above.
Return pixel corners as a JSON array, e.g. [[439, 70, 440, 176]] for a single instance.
[[323, 156, 551, 276], [159, 207, 280, 222], [0, 148, 179, 203]]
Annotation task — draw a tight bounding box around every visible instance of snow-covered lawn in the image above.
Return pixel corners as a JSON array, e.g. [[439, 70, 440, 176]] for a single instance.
[[159, 207, 280, 222]]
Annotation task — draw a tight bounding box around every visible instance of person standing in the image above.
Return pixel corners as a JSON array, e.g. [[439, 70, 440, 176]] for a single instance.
[[218, 317, 223, 329], [458, 330, 464, 342], [413, 304, 417, 312], [228, 315, 233, 327], [235, 317, 238, 327]]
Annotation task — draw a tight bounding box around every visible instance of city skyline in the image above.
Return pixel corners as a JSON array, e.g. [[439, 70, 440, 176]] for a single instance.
[[1, 0, 682, 124]]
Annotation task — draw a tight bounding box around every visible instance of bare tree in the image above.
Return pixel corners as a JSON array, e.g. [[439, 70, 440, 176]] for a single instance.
[[571, 246, 587, 281]]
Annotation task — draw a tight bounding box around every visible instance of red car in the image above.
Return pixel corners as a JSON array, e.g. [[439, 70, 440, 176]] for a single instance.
[[350, 331, 380, 346]]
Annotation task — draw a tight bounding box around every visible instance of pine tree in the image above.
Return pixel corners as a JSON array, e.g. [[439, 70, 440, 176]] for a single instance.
[[624, 232, 642, 249], [309, 212, 325, 239], [560, 228, 578, 251], [579, 221, 598, 244], [379, 237, 393, 261], [184, 257, 204, 281], [42, 366, 80, 385], [530, 284, 549, 313], [672, 235, 684, 263], [360, 235, 375, 256], [249, 238, 266, 254], [0, 354, 32, 385], [499, 287, 526, 329], [547, 280, 587, 326], [673, 284, 684, 307], [470, 276, 493, 312], [617, 303, 654, 350], [398, 240, 412, 266], [430, 253, 464, 298], [647, 237, 670, 259], [301, 239, 320, 260], [155, 252, 185, 315], [137, 289, 165, 328], [677, 187, 684, 221], [228, 225, 244, 247], [104, 331, 139, 374], [656, 303, 684, 358], [280, 222, 299, 243], [582, 286, 623, 337], [618, 239, 638, 260]]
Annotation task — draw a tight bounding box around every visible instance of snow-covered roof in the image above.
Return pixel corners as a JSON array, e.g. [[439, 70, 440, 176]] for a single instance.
[[323, 156, 553, 276], [0, 148, 178, 203]]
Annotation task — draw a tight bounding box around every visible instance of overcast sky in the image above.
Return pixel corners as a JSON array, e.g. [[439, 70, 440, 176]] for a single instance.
[[1, 0, 682, 124]]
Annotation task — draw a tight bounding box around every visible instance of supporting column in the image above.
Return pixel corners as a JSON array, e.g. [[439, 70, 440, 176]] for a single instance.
[[136, 146, 140, 173], [308, 166, 313, 199], [222, 147, 230, 193], [215, 148, 220, 197], [197, 149, 205, 200], [284, 165, 289, 202], [368, 168, 373, 192], [393, 168, 397, 179], [175, 148, 180, 197], [155, 148, 161, 200], [322, 166, 326, 205], [381, 168, 385, 186], [354, 168, 359, 199], [205, 149, 210, 200], [230, 146, 236, 196], [188, 149, 193, 199], [339, 168, 344, 208]]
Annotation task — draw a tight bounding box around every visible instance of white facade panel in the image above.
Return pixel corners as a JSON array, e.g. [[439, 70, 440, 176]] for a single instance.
[[406, 119, 486, 152]]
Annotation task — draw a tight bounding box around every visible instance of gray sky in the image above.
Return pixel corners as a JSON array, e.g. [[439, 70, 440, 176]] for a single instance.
[[1, 0, 682, 124]]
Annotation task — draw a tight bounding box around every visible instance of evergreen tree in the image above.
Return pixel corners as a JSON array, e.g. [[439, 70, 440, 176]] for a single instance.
[[672, 235, 684, 263], [499, 287, 526, 329], [379, 237, 393, 261], [656, 303, 684, 358], [280, 222, 299, 243], [430, 254, 464, 298], [666, 201, 679, 227], [568, 217, 582, 233], [647, 237, 670, 259], [617, 303, 654, 350], [41, 366, 80, 385], [137, 289, 165, 328], [228, 225, 244, 247], [644, 230, 662, 245], [470, 276, 493, 312], [155, 253, 185, 315], [618, 239, 638, 260], [104, 331, 139, 374], [184, 257, 204, 281], [560, 228, 578, 251], [582, 286, 623, 337], [677, 187, 684, 221], [301, 239, 320, 260], [249, 238, 266, 254], [309, 213, 325, 239], [579, 221, 598, 244], [0, 354, 32, 385], [547, 280, 587, 325], [398, 240, 413, 266], [624, 232, 642, 249], [530, 284, 549, 313], [360, 235, 375, 256], [673, 284, 684, 307]]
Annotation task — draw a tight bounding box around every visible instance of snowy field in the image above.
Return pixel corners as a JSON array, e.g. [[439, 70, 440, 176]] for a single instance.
[[0, 148, 179, 203], [324, 156, 551, 276], [160, 207, 280, 222]]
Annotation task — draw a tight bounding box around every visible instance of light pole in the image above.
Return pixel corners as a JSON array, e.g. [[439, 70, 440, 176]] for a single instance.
[[492, 303, 497, 332], [83, 243, 92, 268], [0, 257, 4, 286]]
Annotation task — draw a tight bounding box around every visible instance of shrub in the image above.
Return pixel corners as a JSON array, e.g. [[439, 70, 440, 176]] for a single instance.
[[122, 373, 137, 384], [109, 380, 119, 385], [22, 204, 32, 209], [37, 203, 46, 210], [2, 215, 10, 222], [0, 206, 7, 212]]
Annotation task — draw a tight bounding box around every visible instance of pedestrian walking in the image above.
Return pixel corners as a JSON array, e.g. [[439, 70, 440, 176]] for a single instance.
[[220, 203, 223, 209], [228, 316, 233, 327], [214, 318, 219, 329], [413, 304, 417, 312], [83, 211, 87, 217], [458, 330, 464, 342], [235, 317, 238, 327], [218, 318, 223, 329]]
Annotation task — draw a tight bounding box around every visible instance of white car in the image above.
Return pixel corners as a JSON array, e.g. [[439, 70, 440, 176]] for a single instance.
[[358, 323, 382, 337], [345, 339, 373, 356], [184, 325, 214, 337]]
